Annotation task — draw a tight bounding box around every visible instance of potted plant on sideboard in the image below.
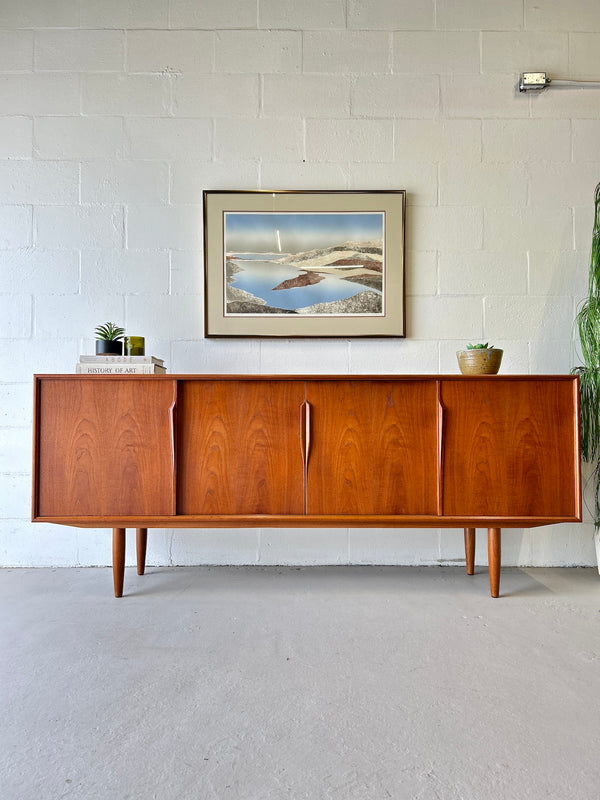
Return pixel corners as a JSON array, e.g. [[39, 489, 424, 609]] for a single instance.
[[456, 343, 503, 375], [571, 180, 600, 573], [94, 322, 125, 355]]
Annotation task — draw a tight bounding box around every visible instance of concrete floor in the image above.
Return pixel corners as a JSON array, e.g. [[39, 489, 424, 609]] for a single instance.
[[1, 566, 600, 800]]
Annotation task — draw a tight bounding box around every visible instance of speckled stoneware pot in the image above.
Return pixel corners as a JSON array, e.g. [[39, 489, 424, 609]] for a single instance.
[[456, 348, 503, 375]]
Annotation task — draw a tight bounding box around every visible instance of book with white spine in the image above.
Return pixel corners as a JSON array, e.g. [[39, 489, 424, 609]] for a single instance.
[[76, 364, 167, 374], [79, 355, 164, 365]]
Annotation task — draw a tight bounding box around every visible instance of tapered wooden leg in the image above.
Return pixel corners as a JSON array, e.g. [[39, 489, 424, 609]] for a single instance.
[[112, 528, 126, 598], [487, 528, 501, 598], [136, 528, 147, 576], [464, 528, 475, 575]]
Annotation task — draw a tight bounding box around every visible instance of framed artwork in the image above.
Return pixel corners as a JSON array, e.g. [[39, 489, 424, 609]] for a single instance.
[[203, 190, 406, 337]]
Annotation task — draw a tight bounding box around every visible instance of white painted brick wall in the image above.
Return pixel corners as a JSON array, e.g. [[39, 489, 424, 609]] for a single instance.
[[127, 31, 214, 74], [0, 0, 598, 571], [35, 29, 125, 72]]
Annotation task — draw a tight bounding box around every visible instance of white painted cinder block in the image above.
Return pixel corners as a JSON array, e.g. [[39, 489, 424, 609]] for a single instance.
[[83, 74, 170, 116], [0, 294, 31, 339], [261, 162, 348, 191], [347, 162, 436, 206], [80, 0, 169, 30], [407, 206, 483, 252], [395, 119, 482, 164], [0, 117, 33, 158], [348, 0, 434, 31], [483, 119, 571, 164], [0, 383, 32, 426], [0, 0, 79, 29], [126, 204, 202, 250], [259, 529, 349, 565], [217, 118, 304, 162], [259, 339, 350, 374], [525, 0, 600, 33], [0, 338, 79, 382], [529, 250, 587, 299], [408, 296, 483, 340], [81, 161, 169, 203], [484, 206, 573, 253], [485, 295, 574, 342], [352, 75, 439, 119], [35, 206, 124, 249], [303, 31, 391, 74], [0, 428, 31, 473], [127, 30, 214, 74], [0, 206, 32, 248], [392, 31, 479, 74], [173, 161, 259, 202], [172, 75, 259, 118], [125, 118, 212, 160], [80, 250, 170, 296], [215, 30, 301, 75], [569, 31, 600, 81], [171, 0, 257, 30], [481, 31, 568, 76], [126, 294, 204, 340], [439, 252, 527, 296], [0, 74, 79, 115], [170, 251, 203, 296], [573, 120, 600, 162], [0, 161, 78, 204], [35, 29, 125, 72], [442, 74, 528, 119], [437, 0, 523, 30], [171, 339, 261, 374], [349, 339, 439, 374], [440, 162, 527, 207], [0, 30, 34, 71], [348, 528, 442, 566], [0, 249, 79, 295], [34, 294, 125, 339], [35, 116, 124, 160], [263, 75, 351, 118], [258, 0, 346, 30], [168, 529, 260, 566], [530, 86, 600, 120], [528, 163, 599, 207], [306, 119, 393, 163]]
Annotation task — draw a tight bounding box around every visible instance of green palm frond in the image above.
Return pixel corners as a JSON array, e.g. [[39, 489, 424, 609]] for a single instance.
[[572, 181, 600, 527]]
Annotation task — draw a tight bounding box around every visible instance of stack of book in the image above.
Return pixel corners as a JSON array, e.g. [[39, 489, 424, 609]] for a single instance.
[[76, 355, 167, 374]]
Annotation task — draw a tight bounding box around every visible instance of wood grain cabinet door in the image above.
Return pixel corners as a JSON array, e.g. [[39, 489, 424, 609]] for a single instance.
[[305, 380, 439, 516], [177, 380, 305, 515], [441, 378, 579, 518], [35, 378, 177, 517]]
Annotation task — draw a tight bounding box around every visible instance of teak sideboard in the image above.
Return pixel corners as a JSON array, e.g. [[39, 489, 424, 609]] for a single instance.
[[32, 374, 582, 598]]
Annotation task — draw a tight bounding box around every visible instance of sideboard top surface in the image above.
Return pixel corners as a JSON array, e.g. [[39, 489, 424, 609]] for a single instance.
[[34, 373, 578, 382]]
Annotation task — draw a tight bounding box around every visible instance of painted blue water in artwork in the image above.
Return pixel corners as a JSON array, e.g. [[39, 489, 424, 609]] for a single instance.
[[228, 258, 373, 312]]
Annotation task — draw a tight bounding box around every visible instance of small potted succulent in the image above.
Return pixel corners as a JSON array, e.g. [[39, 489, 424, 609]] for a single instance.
[[456, 342, 503, 375], [94, 322, 125, 355]]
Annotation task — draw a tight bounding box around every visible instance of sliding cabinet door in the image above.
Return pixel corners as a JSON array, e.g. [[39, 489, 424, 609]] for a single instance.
[[35, 378, 177, 517], [306, 380, 438, 516], [441, 378, 580, 518], [177, 380, 305, 515]]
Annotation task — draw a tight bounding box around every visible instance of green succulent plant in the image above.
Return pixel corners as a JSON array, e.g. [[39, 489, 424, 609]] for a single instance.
[[94, 322, 125, 341], [466, 342, 492, 350]]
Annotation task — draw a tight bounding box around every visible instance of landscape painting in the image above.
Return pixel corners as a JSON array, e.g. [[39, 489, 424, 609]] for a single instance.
[[224, 212, 384, 317], [203, 191, 405, 337]]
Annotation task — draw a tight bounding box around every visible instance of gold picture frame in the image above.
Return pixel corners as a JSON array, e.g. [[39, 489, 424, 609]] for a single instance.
[[203, 189, 406, 338]]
